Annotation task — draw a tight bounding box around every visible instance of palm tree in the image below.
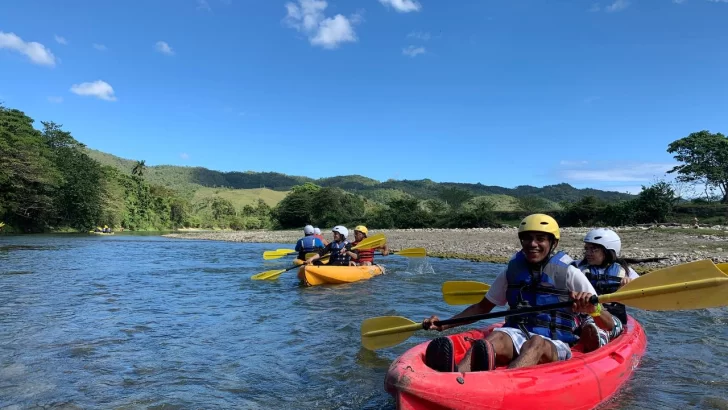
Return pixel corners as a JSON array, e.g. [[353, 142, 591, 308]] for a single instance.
[[132, 160, 146, 178]]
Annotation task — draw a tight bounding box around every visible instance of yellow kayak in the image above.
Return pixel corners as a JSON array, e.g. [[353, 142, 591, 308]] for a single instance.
[[297, 264, 385, 286]]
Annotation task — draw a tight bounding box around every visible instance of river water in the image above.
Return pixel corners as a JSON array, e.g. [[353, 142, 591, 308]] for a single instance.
[[0, 234, 726, 409]]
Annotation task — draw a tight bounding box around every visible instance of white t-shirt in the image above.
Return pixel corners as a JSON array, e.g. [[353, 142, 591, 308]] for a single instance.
[[485, 260, 597, 307]]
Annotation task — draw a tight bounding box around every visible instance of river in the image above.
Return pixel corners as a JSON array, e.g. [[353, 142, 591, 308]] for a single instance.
[[1, 234, 726, 409]]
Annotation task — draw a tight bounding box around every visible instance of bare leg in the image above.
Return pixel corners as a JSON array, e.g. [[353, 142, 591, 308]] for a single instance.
[[361, 261, 372, 266], [580, 324, 600, 353], [508, 335, 558, 369], [457, 332, 515, 372]]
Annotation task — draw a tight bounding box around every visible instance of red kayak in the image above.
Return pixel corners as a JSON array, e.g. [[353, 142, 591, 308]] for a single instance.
[[385, 316, 647, 410]]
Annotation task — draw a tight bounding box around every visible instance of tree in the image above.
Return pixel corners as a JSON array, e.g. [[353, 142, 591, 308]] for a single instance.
[[517, 195, 550, 213], [667, 131, 728, 202], [309, 187, 365, 228], [438, 187, 474, 209], [633, 180, 677, 223], [132, 160, 146, 178]]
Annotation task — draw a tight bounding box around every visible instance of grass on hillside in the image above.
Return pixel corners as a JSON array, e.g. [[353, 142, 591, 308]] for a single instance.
[[192, 187, 288, 208]]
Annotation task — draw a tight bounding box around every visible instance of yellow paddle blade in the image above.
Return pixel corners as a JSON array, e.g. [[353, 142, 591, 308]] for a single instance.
[[600, 259, 728, 310], [353, 233, 387, 249], [276, 248, 295, 253], [393, 247, 427, 258], [263, 251, 290, 260], [0, 222, 5, 228], [718, 263, 728, 274], [361, 316, 423, 351], [251, 269, 286, 280], [442, 281, 491, 305]]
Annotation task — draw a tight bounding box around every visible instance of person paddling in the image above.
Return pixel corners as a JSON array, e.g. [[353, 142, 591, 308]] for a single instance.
[[423, 214, 606, 372], [306, 226, 352, 266], [575, 228, 639, 352], [345, 225, 389, 266], [295, 225, 324, 261]]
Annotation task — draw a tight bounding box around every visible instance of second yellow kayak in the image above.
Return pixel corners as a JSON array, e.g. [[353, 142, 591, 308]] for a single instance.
[[297, 264, 385, 286]]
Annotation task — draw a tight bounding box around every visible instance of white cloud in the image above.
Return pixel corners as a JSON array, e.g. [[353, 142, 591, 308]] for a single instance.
[[559, 162, 674, 182], [70, 80, 117, 101], [606, 0, 630, 12], [93, 43, 107, 51], [402, 45, 425, 57], [284, 0, 358, 49], [54, 35, 68, 45], [47, 96, 64, 103], [197, 0, 212, 11], [155, 41, 175, 55], [379, 0, 421, 12], [180, 153, 190, 160], [708, 0, 728, 2], [407, 31, 431, 40], [0, 31, 56, 66]]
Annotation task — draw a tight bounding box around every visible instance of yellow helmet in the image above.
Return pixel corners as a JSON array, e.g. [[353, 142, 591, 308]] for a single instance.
[[518, 214, 560, 240], [354, 225, 368, 235]]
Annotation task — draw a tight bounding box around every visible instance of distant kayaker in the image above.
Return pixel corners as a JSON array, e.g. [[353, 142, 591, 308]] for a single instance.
[[295, 225, 325, 261], [422, 214, 608, 372], [575, 228, 639, 352], [313, 227, 329, 246], [306, 225, 352, 266], [346, 225, 389, 266]]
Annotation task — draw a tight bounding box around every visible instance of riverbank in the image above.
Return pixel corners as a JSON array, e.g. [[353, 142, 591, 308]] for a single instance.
[[163, 225, 728, 272]]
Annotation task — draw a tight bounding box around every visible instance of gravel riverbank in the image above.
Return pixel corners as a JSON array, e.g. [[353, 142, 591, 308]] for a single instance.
[[163, 225, 728, 272]]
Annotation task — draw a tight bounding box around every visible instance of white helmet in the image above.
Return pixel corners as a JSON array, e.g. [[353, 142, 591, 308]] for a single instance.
[[332, 225, 348, 238], [303, 225, 315, 235], [314, 227, 321, 235], [583, 228, 621, 256]]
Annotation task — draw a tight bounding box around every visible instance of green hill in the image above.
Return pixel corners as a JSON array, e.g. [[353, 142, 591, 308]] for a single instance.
[[85, 148, 634, 210]]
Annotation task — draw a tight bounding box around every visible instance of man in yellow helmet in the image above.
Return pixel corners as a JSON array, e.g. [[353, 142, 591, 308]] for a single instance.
[[341, 225, 388, 266], [422, 214, 608, 372]]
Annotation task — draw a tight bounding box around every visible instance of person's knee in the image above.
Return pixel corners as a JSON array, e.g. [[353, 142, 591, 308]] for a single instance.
[[580, 324, 600, 353], [521, 335, 557, 362], [486, 332, 515, 358]]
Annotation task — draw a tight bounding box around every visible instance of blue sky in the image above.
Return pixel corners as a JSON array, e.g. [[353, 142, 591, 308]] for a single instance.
[[1, 0, 727, 194]]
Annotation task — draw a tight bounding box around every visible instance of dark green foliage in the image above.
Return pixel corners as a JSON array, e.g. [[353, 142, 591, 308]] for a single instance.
[[0, 104, 275, 232], [632, 181, 677, 224], [309, 187, 365, 228], [667, 130, 728, 202], [438, 187, 474, 209], [273, 189, 315, 228], [517, 195, 550, 213]]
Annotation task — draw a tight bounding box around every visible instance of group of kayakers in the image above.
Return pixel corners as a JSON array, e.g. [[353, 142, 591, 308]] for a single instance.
[[294, 224, 388, 266], [423, 213, 637, 372]]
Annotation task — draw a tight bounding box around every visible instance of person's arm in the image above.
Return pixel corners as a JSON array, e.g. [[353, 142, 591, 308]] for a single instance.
[[379, 244, 389, 256], [569, 267, 615, 331], [295, 239, 303, 252], [423, 269, 507, 331], [306, 243, 332, 264]]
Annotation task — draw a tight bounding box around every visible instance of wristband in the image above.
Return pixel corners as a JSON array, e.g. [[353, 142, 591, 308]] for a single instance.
[[590, 303, 603, 317]]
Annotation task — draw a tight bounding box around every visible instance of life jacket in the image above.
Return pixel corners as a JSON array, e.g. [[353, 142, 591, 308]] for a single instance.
[[327, 240, 350, 266], [504, 251, 579, 345], [351, 240, 375, 264], [576, 260, 628, 324], [296, 236, 322, 260]]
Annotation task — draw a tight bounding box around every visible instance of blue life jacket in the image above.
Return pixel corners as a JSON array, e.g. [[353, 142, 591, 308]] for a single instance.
[[504, 251, 579, 345], [296, 236, 323, 260], [576, 260, 628, 324], [328, 240, 350, 266]]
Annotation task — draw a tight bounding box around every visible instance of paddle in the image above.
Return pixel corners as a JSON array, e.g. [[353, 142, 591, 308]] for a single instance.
[[251, 234, 387, 281], [304, 247, 426, 260], [441, 281, 492, 305], [360, 259, 728, 350], [263, 249, 300, 260]]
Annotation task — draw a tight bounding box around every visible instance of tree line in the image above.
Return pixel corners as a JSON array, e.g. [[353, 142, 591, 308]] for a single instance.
[[0, 106, 272, 232], [2, 103, 726, 232]]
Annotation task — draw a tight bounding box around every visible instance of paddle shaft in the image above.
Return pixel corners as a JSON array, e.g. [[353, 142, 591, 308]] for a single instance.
[[434, 300, 574, 329]]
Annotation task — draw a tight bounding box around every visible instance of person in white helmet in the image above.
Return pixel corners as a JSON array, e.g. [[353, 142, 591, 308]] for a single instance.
[[305, 225, 353, 266], [312, 227, 329, 246], [575, 228, 640, 352], [295, 225, 325, 261]]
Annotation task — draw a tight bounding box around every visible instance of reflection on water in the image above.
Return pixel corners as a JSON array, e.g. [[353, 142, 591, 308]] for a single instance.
[[0, 234, 726, 409]]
